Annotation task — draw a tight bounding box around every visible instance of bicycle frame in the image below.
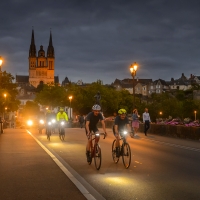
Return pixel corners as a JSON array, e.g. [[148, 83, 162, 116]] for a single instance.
[[87, 131, 105, 170], [112, 130, 131, 169]]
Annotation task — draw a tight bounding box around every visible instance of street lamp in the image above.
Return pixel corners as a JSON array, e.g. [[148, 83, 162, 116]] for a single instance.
[[194, 110, 197, 121], [130, 62, 138, 108], [69, 96, 73, 119], [159, 111, 162, 115], [0, 56, 3, 71]]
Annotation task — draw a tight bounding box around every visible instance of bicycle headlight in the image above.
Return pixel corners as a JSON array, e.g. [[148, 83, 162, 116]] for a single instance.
[[95, 131, 100, 136], [123, 131, 127, 135], [61, 121, 65, 126], [27, 120, 33, 126], [48, 122, 52, 125], [51, 119, 56, 123], [39, 120, 44, 124]]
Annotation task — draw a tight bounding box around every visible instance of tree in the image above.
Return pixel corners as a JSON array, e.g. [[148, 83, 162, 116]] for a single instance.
[[35, 83, 68, 108], [0, 71, 20, 114], [21, 101, 40, 117]]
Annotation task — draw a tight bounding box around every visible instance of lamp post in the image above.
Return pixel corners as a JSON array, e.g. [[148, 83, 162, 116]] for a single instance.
[[69, 96, 73, 119], [194, 111, 197, 121], [0, 56, 3, 72], [4, 93, 7, 102], [130, 62, 138, 108]]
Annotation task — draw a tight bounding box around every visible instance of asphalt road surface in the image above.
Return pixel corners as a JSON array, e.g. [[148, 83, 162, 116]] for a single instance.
[[26, 127, 200, 200]]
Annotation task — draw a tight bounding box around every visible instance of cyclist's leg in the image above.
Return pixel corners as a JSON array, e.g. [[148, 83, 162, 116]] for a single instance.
[[85, 128, 92, 161], [113, 126, 120, 157]]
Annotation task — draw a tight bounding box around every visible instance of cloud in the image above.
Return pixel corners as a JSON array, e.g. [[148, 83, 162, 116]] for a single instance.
[[1, 0, 200, 84]]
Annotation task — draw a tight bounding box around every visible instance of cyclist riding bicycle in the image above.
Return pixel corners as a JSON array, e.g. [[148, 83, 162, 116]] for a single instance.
[[113, 108, 132, 157], [45, 109, 54, 133], [85, 104, 107, 162], [56, 108, 69, 133]]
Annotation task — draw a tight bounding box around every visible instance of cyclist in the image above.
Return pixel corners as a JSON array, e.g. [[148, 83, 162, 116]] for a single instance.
[[113, 108, 132, 157], [56, 108, 69, 133], [85, 104, 107, 162]]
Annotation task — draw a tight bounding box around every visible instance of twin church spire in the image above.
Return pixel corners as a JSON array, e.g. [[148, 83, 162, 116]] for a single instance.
[[28, 29, 55, 88], [29, 29, 54, 58]]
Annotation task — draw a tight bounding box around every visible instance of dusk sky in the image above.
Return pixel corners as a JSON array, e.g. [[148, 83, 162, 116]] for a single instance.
[[0, 0, 200, 84]]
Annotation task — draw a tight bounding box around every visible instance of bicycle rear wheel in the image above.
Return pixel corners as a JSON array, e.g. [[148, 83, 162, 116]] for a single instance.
[[94, 144, 101, 170], [122, 142, 131, 169], [112, 139, 119, 163]]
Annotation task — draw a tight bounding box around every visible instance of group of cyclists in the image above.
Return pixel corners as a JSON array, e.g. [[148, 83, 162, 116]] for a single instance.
[[85, 104, 132, 162], [41, 104, 132, 163]]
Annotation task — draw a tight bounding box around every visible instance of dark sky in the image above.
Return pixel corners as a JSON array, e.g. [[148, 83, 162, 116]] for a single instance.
[[1, 0, 200, 84]]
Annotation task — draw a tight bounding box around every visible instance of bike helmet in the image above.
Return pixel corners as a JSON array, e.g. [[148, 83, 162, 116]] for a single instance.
[[60, 108, 64, 112], [118, 109, 127, 115], [92, 104, 101, 111]]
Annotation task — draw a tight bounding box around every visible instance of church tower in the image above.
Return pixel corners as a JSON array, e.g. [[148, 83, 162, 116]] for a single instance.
[[28, 29, 55, 87]]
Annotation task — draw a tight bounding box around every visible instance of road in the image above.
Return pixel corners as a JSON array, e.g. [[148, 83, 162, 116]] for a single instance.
[[26, 127, 200, 200]]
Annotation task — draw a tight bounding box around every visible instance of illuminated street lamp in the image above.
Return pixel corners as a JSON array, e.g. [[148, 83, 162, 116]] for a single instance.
[[194, 110, 197, 121], [0, 56, 3, 71], [69, 96, 73, 119], [159, 111, 162, 115], [130, 62, 138, 108]]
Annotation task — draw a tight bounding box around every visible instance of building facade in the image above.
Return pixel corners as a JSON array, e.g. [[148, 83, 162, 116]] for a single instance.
[[29, 29, 56, 87], [16, 29, 59, 88]]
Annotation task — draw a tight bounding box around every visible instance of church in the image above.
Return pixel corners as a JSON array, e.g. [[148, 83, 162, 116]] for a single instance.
[[16, 29, 59, 88]]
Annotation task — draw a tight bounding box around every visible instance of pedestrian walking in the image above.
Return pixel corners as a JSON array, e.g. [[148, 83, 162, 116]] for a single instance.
[[143, 108, 151, 136], [132, 109, 140, 137]]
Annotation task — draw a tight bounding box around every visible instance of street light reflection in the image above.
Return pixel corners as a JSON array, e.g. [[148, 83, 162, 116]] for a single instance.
[[104, 176, 133, 185]]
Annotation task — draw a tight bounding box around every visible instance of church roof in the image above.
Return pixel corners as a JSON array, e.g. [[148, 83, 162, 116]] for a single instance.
[[54, 76, 59, 83], [16, 75, 29, 83]]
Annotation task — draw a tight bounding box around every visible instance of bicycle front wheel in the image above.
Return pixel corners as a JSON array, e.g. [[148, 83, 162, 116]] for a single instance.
[[112, 139, 119, 163], [122, 142, 131, 169], [60, 128, 65, 141], [94, 144, 101, 170]]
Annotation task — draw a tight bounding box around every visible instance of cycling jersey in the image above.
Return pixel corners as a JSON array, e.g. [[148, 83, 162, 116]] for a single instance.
[[114, 115, 129, 132], [56, 112, 68, 121], [85, 112, 103, 132]]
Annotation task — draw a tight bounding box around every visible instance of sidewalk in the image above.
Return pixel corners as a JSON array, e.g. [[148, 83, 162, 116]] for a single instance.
[[0, 128, 86, 200]]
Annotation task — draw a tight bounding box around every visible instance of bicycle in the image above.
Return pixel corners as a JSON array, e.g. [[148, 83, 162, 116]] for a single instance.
[[58, 120, 66, 141], [86, 131, 106, 170], [46, 121, 52, 141], [112, 130, 131, 169]]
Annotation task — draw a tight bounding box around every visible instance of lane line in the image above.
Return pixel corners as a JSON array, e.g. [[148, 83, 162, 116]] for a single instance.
[[142, 137, 200, 153], [27, 130, 104, 200]]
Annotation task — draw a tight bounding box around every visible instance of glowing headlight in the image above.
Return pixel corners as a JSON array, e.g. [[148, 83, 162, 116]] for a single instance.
[[123, 131, 127, 135], [95, 131, 100, 136], [27, 120, 33, 126], [61, 121, 65, 125], [51, 119, 56, 123], [48, 122, 52, 125], [39, 120, 44, 124]]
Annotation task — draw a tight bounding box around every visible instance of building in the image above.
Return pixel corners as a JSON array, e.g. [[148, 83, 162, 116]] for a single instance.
[[16, 29, 59, 88]]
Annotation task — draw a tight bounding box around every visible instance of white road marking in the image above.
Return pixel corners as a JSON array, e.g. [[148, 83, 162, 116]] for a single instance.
[[27, 130, 100, 200], [143, 138, 200, 152]]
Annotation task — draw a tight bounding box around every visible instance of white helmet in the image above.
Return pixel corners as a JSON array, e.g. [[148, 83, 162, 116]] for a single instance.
[[92, 104, 101, 111]]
